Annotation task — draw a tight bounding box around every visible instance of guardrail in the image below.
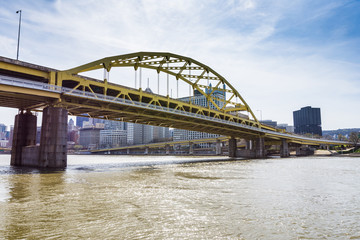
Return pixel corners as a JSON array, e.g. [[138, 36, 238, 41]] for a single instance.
[[0, 75, 350, 145], [0, 75, 62, 92]]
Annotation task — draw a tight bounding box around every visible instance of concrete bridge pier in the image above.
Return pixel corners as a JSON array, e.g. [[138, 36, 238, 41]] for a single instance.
[[165, 144, 170, 155], [11, 107, 68, 168], [255, 137, 266, 158], [280, 139, 290, 158], [11, 111, 37, 166], [189, 142, 194, 155], [229, 137, 266, 158], [228, 137, 237, 157], [216, 139, 222, 155], [296, 145, 314, 156], [245, 140, 252, 150], [38, 107, 68, 168]]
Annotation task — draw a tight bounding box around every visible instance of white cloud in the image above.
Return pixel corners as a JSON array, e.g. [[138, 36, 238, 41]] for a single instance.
[[0, 0, 359, 130]]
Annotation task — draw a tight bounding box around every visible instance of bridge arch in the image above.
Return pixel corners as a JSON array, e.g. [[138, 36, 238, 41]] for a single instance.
[[63, 52, 258, 123]]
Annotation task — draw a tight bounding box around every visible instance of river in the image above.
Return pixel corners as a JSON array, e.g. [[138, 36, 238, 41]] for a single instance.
[[0, 154, 359, 239]]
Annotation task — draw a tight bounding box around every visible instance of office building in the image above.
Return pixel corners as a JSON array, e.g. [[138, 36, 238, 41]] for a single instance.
[[260, 120, 277, 128], [277, 124, 294, 133], [68, 118, 76, 131], [179, 84, 226, 110], [125, 87, 170, 145], [153, 126, 171, 142], [76, 116, 88, 128], [104, 120, 126, 131], [0, 123, 6, 139], [100, 130, 127, 148], [79, 125, 104, 149], [293, 106, 322, 136], [127, 122, 153, 145], [173, 86, 224, 147]]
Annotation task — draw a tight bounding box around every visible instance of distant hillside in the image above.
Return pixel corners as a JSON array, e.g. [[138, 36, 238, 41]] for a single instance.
[[323, 128, 360, 139]]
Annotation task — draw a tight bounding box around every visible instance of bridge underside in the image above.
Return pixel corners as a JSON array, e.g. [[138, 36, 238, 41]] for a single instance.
[[0, 83, 59, 110]]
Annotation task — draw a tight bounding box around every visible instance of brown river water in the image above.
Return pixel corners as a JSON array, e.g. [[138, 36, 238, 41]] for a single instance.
[[0, 154, 360, 239]]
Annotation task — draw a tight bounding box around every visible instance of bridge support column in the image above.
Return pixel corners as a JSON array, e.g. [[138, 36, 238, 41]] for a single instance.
[[245, 140, 252, 150], [228, 137, 237, 157], [38, 107, 68, 168], [296, 145, 314, 156], [189, 142, 194, 155], [280, 139, 290, 158], [165, 144, 170, 155], [11, 111, 37, 166], [296, 147, 301, 156], [216, 139, 222, 155], [255, 137, 265, 158]]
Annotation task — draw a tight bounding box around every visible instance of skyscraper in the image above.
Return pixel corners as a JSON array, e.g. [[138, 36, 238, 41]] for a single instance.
[[76, 116, 88, 128], [127, 122, 153, 145], [0, 123, 6, 140], [173, 86, 225, 147], [293, 106, 322, 136], [126, 87, 170, 145], [153, 126, 170, 142]]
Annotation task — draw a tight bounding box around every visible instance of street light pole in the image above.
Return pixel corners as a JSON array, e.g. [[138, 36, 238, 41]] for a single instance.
[[16, 10, 22, 60]]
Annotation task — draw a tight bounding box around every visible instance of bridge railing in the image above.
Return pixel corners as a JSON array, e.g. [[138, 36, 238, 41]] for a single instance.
[[0, 75, 62, 92], [62, 87, 263, 130], [0, 76, 350, 145]]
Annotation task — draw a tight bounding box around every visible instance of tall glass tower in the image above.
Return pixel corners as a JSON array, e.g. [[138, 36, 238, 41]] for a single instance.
[[293, 106, 322, 136]]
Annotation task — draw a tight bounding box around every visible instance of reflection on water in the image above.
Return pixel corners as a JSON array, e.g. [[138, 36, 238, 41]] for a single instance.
[[1, 154, 360, 239]]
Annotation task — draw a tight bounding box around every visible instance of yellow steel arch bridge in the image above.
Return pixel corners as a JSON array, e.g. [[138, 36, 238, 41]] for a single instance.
[[0, 52, 348, 147]]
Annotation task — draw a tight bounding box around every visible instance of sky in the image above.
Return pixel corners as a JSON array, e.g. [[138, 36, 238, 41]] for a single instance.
[[0, 0, 359, 130]]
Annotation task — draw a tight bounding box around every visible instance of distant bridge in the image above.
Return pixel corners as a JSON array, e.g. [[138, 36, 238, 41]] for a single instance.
[[91, 137, 230, 155]]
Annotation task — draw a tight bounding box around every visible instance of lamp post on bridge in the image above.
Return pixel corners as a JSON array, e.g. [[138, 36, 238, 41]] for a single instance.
[[16, 10, 22, 60]]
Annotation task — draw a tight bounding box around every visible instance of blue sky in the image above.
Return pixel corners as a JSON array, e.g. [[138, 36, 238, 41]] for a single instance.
[[0, 0, 359, 130]]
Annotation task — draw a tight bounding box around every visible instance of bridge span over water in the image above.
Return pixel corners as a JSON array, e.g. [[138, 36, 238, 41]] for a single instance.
[[0, 53, 348, 168]]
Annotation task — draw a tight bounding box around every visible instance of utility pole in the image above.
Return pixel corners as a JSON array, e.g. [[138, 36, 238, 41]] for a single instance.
[[16, 10, 22, 60]]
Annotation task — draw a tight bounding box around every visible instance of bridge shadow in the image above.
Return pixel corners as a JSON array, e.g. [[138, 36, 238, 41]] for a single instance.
[[64, 156, 252, 174], [0, 165, 66, 175]]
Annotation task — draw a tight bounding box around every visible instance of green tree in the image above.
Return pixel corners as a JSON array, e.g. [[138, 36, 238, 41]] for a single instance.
[[338, 134, 347, 141], [74, 145, 83, 151], [349, 132, 359, 147]]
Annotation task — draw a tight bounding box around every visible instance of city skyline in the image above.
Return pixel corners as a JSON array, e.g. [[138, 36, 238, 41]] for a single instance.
[[0, 0, 359, 130]]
